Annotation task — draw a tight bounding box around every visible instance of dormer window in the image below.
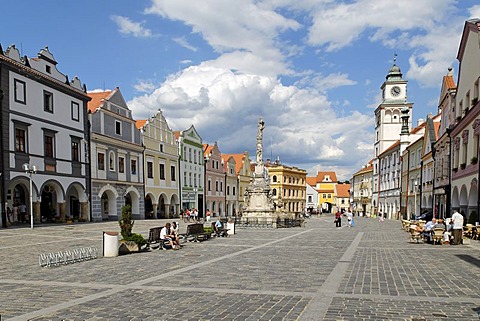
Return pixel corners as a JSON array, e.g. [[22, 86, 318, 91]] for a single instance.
[[46, 65, 51, 74]]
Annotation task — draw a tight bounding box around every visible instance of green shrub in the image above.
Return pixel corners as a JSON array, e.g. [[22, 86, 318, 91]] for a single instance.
[[123, 233, 147, 247], [119, 204, 134, 239], [203, 226, 213, 234]]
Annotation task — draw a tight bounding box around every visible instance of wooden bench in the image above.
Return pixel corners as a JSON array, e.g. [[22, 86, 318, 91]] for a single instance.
[[180, 223, 211, 242], [147, 227, 173, 250]]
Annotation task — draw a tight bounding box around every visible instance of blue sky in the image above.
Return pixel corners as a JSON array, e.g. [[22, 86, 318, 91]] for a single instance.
[[2, 0, 479, 180]]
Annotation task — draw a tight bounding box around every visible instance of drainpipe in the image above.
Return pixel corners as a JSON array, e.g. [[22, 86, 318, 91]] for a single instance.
[[419, 160, 423, 214], [446, 127, 452, 218]]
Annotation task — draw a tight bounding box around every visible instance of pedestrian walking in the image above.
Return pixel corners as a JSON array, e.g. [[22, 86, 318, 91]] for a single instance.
[[451, 210, 464, 245], [334, 211, 341, 227], [378, 213, 384, 223], [19, 203, 27, 223]]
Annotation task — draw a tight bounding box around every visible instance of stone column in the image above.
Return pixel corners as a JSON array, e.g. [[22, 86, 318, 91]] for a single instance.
[[34, 201, 41, 223], [58, 202, 66, 223], [80, 202, 88, 222], [153, 204, 158, 219], [165, 202, 171, 219]]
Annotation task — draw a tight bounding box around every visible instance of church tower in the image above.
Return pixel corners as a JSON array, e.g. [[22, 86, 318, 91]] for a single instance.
[[373, 55, 413, 158]]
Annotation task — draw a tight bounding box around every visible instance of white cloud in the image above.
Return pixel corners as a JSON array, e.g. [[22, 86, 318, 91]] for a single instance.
[[111, 15, 154, 38], [173, 36, 198, 51], [128, 63, 373, 178], [134, 80, 157, 93], [469, 5, 480, 18]]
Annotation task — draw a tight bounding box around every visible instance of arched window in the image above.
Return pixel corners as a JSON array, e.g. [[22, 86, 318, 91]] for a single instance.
[[272, 189, 277, 196], [109, 151, 115, 171], [273, 175, 277, 183]]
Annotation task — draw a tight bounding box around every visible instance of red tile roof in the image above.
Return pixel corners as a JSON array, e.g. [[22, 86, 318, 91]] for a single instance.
[[315, 171, 338, 183], [87, 90, 113, 113], [222, 152, 249, 175], [135, 119, 147, 129], [336, 184, 350, 198], [306, 176, 317, 186]]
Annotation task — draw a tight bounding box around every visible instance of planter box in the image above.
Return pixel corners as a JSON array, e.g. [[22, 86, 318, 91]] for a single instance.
[[119, 241, 140, 255]]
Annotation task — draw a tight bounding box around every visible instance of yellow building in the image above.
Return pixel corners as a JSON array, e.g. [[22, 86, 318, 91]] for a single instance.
[[265, 160, 307, 215], [136, 110, 180, 219], [307, 172, 338, 213]]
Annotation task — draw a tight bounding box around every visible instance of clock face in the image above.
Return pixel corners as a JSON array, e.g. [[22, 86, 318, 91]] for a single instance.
[[391, 86, 401, 97]]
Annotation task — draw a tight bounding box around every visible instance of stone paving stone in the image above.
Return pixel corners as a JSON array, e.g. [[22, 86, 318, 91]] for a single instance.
[[1, 217, 480, 320]]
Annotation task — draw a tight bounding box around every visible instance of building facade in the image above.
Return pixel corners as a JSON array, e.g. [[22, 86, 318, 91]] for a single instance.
[[137, 110, 180, 219], [0, 45, 91, 226], [265, 160, 306, 215], [204, 142, 225, 217], [433, 68, 456, 219], [223, 155, 238, 217], [88, 88, 144, 221], [223, 152, 252, 213], [176, 126, 204, 216], [351, 162, 373, 217], [450, 18, 480, 223]]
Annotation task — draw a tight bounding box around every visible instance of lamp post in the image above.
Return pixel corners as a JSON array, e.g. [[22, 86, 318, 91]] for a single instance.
[[414, 179, 418, 218], [193, 187, 198, 211], [23, 163, 37, 229]]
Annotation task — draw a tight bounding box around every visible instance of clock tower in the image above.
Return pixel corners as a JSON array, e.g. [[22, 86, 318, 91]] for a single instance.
[[372, 56, 413, 215], [374, 55, 413, 157]]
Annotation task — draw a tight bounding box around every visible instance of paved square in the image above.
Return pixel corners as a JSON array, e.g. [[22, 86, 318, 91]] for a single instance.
[[1, 216, 479, 320]]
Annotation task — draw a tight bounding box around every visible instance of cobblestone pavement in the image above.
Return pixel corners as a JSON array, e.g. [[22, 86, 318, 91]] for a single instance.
[[1, 216, 480, 320]]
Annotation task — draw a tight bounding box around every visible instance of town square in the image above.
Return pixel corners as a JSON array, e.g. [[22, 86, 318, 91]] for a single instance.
[[2, 1, 480, 320]]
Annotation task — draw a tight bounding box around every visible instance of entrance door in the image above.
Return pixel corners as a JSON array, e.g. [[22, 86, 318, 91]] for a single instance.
[[70, 196, 80, 219]]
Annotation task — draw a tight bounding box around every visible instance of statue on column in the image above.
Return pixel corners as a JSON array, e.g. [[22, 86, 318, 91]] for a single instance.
[[256, 117, 265, 164]]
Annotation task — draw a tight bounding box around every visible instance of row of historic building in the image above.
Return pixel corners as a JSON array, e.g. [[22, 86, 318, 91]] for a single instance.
[[0, 43, 310, 227], [351, 19, 480, 225]]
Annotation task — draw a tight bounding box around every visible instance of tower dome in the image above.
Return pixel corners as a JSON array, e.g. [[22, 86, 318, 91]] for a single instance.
[[386, 55, 403, 81]]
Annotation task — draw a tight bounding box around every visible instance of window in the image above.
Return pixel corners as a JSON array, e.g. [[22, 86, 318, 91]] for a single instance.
[[208, 180, 211, 191], [160, 164, 165, 180], [71, 140, 79, 162], [44, 134, 54, 158], [44, 90, 53, 113], [227, 186, 230, 195], [115, 121, 122, 135], [160, 144, 164, 152], [323, 194, 326, 198], [131, 159, 137, 175], [147, 162, 153, 178], [171, 166, 176, 181], [220, 182, 223, 192], [118, 157, 124, 173], [272, 189, 277, 196], [273, 175, 277, 183], [216, 181, 219, 191], [14, 79, 26, 104], [15, 128, 26, 152], [308, 196, 312, 202], [233, 186, 236, 195], [45, 65, 51, 74], [98, 153, 105, 170], [71, 102, 79, 121], [109, 151, 115, 171]]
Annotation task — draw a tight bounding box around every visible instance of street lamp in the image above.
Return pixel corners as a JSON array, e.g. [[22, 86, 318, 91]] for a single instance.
[[193, 187, 198, 211], [23, 163, 37, 229], [414, 179, 418, 219]]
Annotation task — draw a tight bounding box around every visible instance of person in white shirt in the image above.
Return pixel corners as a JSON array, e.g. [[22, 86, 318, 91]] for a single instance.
[[451, 210, 464, 245], [160, 223, 179, 250], [346, 210, 353, 227]]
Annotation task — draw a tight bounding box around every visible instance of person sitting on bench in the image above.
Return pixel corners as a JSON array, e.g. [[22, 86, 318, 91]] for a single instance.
[[160, 223, 179, 250], [214, 219, 225, 237]]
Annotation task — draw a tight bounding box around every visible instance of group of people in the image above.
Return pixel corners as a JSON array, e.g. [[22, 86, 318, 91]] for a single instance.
[[413, 210, 465, 245], [6, 203, 28, 225], [334, 209, 355, 227], [160, 222, 181, 250], [182, 208, 199, 222]]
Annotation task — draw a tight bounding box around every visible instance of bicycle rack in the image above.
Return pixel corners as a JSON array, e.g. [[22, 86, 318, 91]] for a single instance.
[[39, 246, 98, 268]]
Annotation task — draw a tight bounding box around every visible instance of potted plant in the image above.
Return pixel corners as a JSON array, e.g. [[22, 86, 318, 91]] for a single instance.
[[471, 157, 478, 165], [118, 205, 144, 254], [460, 163, 466, 170]]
